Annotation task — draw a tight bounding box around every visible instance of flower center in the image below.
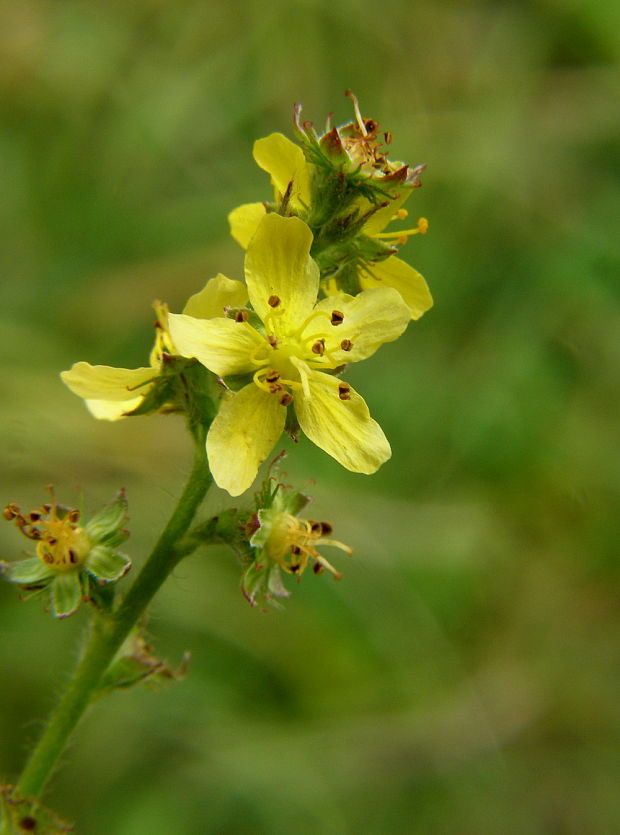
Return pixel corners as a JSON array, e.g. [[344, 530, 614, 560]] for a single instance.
[[251, 304, 350, 405], [4, 497, 91, 572], [256, 511, 350, 578]]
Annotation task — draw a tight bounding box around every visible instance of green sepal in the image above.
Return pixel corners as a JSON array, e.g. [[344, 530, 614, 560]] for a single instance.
[[93, 630, 190, 700], [84, 491, 128, 544], [50, 572, 82, 619], [85, 546, 131, 582], [0, 558, 53, 586]]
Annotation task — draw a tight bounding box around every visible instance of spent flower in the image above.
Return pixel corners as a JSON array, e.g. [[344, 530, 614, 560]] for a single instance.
[[228, 91, 432, 319], [1, 490, 131, 618], [168, 213, 411, 496], [241, 458, 352, 607]]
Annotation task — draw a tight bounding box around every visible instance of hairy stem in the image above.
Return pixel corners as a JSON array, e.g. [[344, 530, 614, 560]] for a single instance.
[[15, 439, 212, 800]]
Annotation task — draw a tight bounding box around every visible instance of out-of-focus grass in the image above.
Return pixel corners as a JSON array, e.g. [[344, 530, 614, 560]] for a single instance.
[[1, 1, 619, 832]]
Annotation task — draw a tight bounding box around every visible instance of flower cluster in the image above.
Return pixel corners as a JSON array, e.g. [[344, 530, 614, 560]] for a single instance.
[[52, 92, 433, 598], [1, 491, 131, 618]]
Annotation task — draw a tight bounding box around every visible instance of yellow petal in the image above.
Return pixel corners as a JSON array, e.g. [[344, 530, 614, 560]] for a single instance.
[[85, 397, 143, 421], [294, 371, 391, 474], [207, 384, 286, 496], [359, 256, 433, 320], [167, 313, 263, 377], [244, 214, 319, 329], [253, 133, 311, 206], [182, 273, 249, 319], [61, 363, 156, 401], [228, 203, 267, 249], [313, 287, 410, 364]]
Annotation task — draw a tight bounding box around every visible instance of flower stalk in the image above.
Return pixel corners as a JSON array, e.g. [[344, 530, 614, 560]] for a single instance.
[[14, 436, 213, 800]]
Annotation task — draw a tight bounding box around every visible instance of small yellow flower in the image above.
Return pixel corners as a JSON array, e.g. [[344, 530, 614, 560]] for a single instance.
[[168, 213, 411, 496], [60, 275, 248, 420], [228, 94, 432, 320]]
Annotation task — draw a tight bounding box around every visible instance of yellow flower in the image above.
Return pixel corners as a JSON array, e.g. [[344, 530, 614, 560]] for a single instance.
[[168, 213, 411, 496], [61, 275, 248, 420], [228, 96, 433, 320]]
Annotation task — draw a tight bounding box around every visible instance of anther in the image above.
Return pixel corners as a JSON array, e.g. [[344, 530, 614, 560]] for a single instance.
[[320, 521, 333, 535], [68, 549, 78, 564], [29, 510, 42, 522], [267, 334, 278, 348], [279, 392, 293, 406], [311, 339, 325, 356], [3, 504, 19, 520], [68, 510, 80, 524], [340, 339, 353, 352], [265, 370, 280, 383], [313, 563, 324, 574], [291, 545, 302, 556], [268, 295, 281, 308], [338, 383, 351, 401], [331, 310, 344, 326], [235, 310, 249, 323], [42, 551, 54, 564]]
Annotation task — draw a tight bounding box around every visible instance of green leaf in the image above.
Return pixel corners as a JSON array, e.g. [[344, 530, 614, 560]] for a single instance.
[[50, 573, 82, 618]]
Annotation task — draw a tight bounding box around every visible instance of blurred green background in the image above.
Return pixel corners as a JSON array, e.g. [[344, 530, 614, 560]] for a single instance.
[[1, 0, 619, 832]]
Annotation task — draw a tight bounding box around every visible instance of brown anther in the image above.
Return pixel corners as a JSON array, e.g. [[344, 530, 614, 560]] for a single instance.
[[47, 537, 57, 546], [313, 563, 325, 574], [267, 334, 278, 348], [340, 339, 353, 352], [338, 383, 351, 401], [384, 131, 393, 144], [29, 510, 42, 522], [279, 391, 293, 406], [289, 564, 301, 573], [331, 310, 344, 326], [68, 509, 80, 524], [235, 310, 249, 323], [319, 521, 333, 535], [311, 339, 325, 356], [265, 369, 280, 383], [68, 549, 78, 564], [291, 545, 302, 556], [3, 504, 19, 520], [42, 551, 54, 564], [268, 295, 281, 308], [18, 817, 37, 832], [268, 383, 282, 394]]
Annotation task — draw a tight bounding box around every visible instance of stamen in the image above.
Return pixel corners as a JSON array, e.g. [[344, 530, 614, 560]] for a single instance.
[[235, 310, 249, 323], [345, 89, 367, 136], [374, 217, 429, 241], [265, 369, 280, 383], [279, 392, 293, 406], [340, 339, 353, 352], [249, 342, 271, 366], [267, 334, 278, 348], [331, 310, 344, 326], [311, 339, 325, 356], [268, 295, 281, 308], [293, 309, 333, 338], [338, 383, 351, 401]]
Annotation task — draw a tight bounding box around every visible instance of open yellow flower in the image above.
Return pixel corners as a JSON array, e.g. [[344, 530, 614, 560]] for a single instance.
[[228, 98, 433, 320], [61, 276, 248, 420], [168, 213, 411, 496]]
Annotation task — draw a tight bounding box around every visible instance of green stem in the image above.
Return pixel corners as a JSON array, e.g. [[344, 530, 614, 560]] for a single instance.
[[15, 439, 213, 800]]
